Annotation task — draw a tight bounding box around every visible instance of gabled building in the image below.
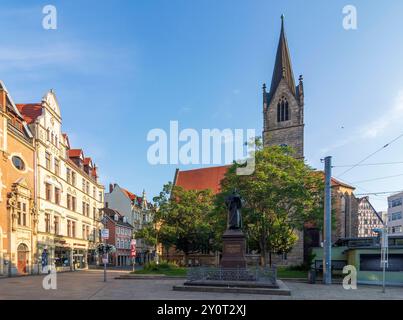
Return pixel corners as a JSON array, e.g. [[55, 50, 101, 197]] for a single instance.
[[100, 208, 134, 266], [105, 183, 154, 264], [17, 90, 105, 272], [357, 196, 384, 237], [0, 81, 37, 276]]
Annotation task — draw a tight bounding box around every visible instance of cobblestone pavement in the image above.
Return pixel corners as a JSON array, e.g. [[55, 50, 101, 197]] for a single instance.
[[0, 270, 402, 300]]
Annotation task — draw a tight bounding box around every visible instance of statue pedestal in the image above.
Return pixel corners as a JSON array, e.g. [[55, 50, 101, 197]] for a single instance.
[[220, 229, 247, 268]]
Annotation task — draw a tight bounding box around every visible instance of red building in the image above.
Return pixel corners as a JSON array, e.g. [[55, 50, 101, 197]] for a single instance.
[[101, 208, 134, 266]]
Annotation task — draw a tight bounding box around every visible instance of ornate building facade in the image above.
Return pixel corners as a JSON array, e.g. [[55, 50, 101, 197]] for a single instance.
[[17, 91, 105, 272], [0, 81, 37, 276]]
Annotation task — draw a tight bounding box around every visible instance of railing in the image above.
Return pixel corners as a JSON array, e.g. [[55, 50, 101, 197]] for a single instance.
[[187, 266, 277, 284]]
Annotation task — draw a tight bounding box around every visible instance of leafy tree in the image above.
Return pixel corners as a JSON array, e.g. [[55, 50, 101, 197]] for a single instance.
[[219, 139, 324, 266], [140, 182, 215, 265]]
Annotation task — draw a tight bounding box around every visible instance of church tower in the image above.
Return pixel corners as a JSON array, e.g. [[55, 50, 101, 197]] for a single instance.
[[263, 15, 304, 159]]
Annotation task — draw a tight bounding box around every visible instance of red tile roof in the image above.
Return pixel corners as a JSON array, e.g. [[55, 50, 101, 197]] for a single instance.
[[174, 166, 356, 195], [16, 103, 42, 124], [83, 157, 92, 166], [121, 188, 137, 201], [68, 149, 83, 158], [174, 165, 231, 195]]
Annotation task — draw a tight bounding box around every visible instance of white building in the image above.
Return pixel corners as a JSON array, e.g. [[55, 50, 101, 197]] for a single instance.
[[19, 90, 105, 271], [105, 184, 154, 263], [387, 192, 403, 235]]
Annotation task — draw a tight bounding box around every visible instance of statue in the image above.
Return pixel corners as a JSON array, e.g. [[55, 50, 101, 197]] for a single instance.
[[225, 190, 243, 230]]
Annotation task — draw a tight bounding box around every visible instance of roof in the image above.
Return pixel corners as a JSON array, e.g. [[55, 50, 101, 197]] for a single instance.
[[268, 15, 296, 102], [174, 165, 231, 195], [101, 208, 133, 228], [121, 188, 137, 201], [68, 149, 83, 158], [330, 177, 356, 190], [16, 103, 42, 124], [83, 157, 93, 166]]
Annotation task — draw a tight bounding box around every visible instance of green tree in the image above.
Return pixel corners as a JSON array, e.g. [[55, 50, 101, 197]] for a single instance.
[[219, 140, 324, 266], [142, 182, 215, 265]]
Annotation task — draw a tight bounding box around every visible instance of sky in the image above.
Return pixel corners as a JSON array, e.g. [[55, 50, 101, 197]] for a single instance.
[[2, 0, 403, 211]]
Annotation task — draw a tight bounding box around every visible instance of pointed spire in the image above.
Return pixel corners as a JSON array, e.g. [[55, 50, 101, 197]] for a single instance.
[[269, 15, 296, 100]]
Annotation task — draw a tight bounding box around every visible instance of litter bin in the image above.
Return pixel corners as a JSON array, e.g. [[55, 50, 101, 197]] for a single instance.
[[308, 269, 316, 284]]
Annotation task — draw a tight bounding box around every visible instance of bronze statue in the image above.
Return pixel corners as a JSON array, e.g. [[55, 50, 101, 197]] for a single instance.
[[225, 190, 243, 230]]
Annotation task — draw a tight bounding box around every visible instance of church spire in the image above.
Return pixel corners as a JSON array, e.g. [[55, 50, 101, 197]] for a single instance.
[[269, 15, 296, 100]]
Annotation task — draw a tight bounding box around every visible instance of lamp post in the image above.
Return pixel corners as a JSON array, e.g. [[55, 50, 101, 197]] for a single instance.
[[373, 226, 388, 293]]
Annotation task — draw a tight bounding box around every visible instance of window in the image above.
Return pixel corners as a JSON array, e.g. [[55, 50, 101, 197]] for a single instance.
[[390, 198, 402, 208], [277, 97, 290, 122], [12, 156, 25, 171], [55, 187, 61, 205], [46, 129, 50, 141], [54, 216, 59, 235], [82, 225, 86, 239], [99, 191, 103, 202], [67, 220, 72, 237], [54, 158, 60, 175], [72, 197, 76, 212], [72, 221, 76, 238], [86, 226, 90, 240], [86, 203, 90, 217], [45, 152, 51, 170], [86, 182, 90, 194], [82, 179, 86, 191], [17, 202, 22, 225], [45, 214, 51, 233], [392, 212, 402, 221], [66, 168, 71, 184], [93, 187, 96, 198], [67, 194, 72, 210], [45, 183, 52, 201], [72, 172, 76, 186], [93, 207, 96, 219]]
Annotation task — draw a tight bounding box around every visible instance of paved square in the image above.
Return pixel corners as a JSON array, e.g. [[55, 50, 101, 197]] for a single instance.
[[0, 270, 402, 300]]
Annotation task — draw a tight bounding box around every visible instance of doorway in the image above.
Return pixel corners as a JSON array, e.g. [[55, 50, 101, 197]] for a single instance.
[[17, 243, 29, 274]]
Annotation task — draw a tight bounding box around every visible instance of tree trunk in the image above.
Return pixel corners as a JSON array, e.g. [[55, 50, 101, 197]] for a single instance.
[[269, 251, 272, 267]]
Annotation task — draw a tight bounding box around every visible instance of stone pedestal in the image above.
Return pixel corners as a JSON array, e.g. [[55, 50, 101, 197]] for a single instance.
[[220, 229, 247, 268]]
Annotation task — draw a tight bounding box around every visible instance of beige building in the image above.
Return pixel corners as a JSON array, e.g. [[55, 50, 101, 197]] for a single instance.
[[17, 90, 104, 272]]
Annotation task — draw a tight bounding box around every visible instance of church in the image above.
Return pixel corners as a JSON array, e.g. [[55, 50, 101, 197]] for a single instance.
[[172, 16, 364, 267]]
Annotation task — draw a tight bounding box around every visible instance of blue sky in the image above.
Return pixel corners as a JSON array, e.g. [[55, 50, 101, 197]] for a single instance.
[[2, 0, 403, 211]]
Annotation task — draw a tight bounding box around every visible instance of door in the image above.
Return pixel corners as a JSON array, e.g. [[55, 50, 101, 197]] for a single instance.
[[17, 244, 29, 274]]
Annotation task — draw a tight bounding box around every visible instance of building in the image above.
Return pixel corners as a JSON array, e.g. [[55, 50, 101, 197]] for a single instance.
[[262, 15, 304, 159], [357, 196, 384, 237], [387, 192, 403, 235], [17, 90, 105, 272], [105, 183, 154, 263], [101, 208, 133, 266], [0, 81, 37, 276]]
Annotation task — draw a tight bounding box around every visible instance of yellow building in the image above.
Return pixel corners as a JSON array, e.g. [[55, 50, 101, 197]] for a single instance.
[[0, 81, 37, 276]]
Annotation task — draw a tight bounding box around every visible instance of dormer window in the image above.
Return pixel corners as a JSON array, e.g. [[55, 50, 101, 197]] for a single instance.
[[277, 97, 290, 122]]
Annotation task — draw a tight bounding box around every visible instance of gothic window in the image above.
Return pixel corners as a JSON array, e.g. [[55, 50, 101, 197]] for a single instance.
[[277, 97, 290, 122]]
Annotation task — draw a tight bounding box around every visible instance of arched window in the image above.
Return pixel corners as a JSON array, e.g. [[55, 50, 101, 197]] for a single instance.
[[277, 97, 290, 122]]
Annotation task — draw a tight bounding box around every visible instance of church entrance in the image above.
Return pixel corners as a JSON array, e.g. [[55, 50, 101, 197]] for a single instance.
[[17, 244, 29, 274]]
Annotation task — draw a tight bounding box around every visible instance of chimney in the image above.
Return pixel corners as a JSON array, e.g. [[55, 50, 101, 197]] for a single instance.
[[109, 183, 114, 193]]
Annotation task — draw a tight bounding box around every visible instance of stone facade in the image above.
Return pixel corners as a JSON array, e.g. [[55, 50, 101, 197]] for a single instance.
[[262, 17, 304, 159], [0, 81, 37, 276]]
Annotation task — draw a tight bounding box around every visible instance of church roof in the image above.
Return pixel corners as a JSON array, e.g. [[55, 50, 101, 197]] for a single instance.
[[174, 165, 231, 195], [269, 15, 296, 102]]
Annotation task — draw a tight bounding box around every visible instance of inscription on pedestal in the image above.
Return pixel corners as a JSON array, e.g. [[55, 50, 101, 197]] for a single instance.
[[225, 244, 241, 254]]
